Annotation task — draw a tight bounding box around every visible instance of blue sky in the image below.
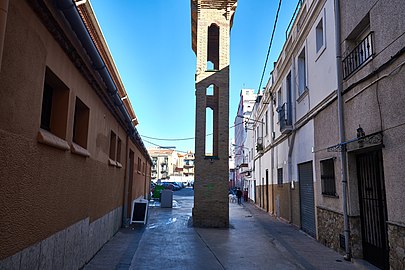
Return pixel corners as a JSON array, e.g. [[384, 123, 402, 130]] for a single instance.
[[90, 0, 298, 153]]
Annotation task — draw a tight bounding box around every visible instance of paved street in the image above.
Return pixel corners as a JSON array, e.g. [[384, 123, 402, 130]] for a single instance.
[[84, 188, 376, 270]]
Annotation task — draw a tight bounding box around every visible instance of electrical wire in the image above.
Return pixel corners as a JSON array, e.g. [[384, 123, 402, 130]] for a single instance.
[[257, 0, 283, 94], [142, 139, 189, 153], [140, 122, 244, 143]]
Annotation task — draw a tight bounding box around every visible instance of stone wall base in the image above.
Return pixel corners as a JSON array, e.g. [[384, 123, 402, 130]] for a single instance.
[[316, 207, 362, 258], [388, 222, 405, 270], [0, 207, 122, 270]]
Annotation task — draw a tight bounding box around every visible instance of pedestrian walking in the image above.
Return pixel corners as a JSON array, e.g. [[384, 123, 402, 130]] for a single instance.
[[236, 187, 243, 205]]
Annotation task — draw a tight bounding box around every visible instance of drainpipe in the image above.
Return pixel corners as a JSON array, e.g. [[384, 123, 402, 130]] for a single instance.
[[0, 0, 9, 72], [56, 0, 152, 165], [288, 59, 297, 223], [122, 135, 130, 227], [270, 95, 275, 214], [334, 0, 351, 260]]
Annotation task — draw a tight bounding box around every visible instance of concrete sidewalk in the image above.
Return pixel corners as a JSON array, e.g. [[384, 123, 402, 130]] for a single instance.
[[84, 193, 374, 270]]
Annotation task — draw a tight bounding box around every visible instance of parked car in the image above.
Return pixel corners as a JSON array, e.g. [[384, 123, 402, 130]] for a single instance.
[[161, 182, 182, 191]]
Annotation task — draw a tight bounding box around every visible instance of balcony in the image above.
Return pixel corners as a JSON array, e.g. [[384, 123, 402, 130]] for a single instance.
[[342, 32, 374, 79], [278, 103, 292, 134], [184, 161, 194, 167]]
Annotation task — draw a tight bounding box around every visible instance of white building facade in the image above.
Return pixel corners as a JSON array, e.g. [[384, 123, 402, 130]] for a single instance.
[[233, 89, 256, 189], [246, 0, 338, 236]]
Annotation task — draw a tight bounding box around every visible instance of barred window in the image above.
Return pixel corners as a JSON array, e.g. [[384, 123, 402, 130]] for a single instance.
[[321, 158, 337, 196]]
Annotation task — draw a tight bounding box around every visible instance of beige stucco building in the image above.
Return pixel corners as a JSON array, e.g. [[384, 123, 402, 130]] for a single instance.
[[149, 148, 177, 180], [315, 0, 405, 269], [0, 0, 151, 268]]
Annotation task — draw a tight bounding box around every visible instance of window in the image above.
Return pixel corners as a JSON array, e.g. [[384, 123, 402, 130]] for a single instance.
[[116, 138, 122, 163], [316, 18, 324, 53], [277, 89, 282, 108], [265, 111, 268, 136], [108, 131, 122, 166], [72, 97, 89, 149], [207, 24, 220, 70], [137, 157, 142, 172], [109, 131, 116, 160], [40, 67, 69, 139], [298, 48, 307, 96], [277, 168, 283, 186], [205, 107, 214, 156], [321, 159, 337, 196], [206, 84, 214, 96]]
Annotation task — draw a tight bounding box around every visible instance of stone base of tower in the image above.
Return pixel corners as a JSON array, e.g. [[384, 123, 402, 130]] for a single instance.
[[192, 167, 229, 228], [192, 200, 229, 228]]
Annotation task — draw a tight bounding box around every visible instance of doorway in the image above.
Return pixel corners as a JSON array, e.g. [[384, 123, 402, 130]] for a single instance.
[[356, 149, 388, 269], [298, 161, 316, 238]]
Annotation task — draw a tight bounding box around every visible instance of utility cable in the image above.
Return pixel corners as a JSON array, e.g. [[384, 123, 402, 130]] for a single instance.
[[257, 0, 283, 94], [140, 122, 244, 142]]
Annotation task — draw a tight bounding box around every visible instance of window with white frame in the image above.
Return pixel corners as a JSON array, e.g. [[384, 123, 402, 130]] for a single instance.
[[298, 48, 307, 96], [316, 17, 325, 53], [277, 89, 282, 108]]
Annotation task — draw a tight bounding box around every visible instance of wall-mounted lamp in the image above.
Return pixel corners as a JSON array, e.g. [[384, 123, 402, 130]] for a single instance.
[[357, 125, 365, 148]]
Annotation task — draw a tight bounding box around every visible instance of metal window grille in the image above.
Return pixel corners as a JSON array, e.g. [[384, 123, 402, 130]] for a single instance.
[[320, 158, 336, 196]]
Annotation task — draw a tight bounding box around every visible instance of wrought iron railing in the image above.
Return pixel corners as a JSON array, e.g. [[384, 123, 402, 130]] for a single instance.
[[342, 32, 374, 79]]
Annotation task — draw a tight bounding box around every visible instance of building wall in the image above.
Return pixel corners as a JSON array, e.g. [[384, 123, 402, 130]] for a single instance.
[[0, 1, 150, 267], [247, 0, 338, 240], [314, 0, 405, 267]]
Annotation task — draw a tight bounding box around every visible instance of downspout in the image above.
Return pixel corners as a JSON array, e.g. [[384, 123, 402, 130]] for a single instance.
[[288, 60, 297, 223], [56, 0, 152, 165], [334, 0, 351, 260], [122, 135, 130, 227], [0, 0, 9, 72], [270, 94, 275, 214]]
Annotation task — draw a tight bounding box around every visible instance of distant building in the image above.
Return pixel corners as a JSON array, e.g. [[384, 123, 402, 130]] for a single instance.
[[0, 0, 151, 268], [233, 89, 256, 189], [183, 151, 195, 178], [149, 148, 177, 180], [148, 148, 194, 183]]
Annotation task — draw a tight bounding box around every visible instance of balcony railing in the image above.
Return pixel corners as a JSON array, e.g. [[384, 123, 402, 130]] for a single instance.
[[278, 103, 292, 134], [342, 32, 374, 79]]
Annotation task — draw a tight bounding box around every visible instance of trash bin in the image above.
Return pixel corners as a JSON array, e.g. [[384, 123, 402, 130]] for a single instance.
[[153, 185, 165, 199], [160, 189, 173, 208]]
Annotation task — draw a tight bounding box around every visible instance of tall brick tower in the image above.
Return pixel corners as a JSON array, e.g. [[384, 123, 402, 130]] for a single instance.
[[191, 0, 237, 228]]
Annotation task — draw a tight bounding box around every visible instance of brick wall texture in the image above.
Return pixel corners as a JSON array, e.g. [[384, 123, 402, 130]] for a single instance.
[[192, 0, 237, 227]]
